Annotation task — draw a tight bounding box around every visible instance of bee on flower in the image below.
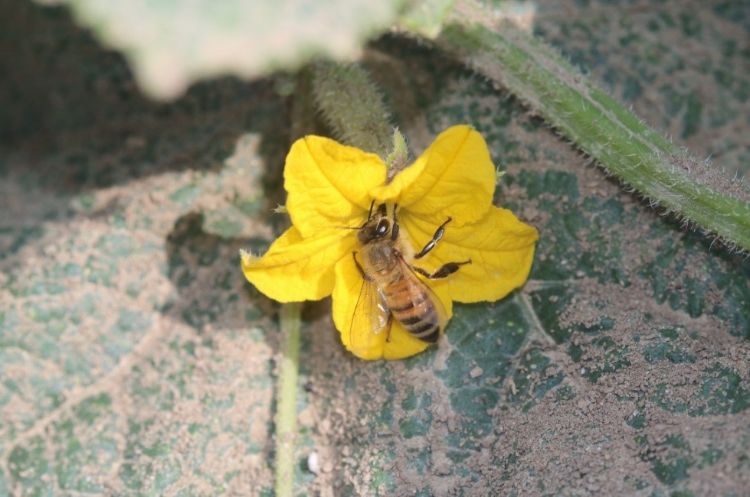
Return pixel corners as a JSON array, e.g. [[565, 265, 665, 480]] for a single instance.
[[241, 125, 538, 360]]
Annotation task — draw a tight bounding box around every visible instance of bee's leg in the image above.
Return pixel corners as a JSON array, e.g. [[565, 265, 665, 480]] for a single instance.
[[411, 259, 472, 279], [352, 251, 373, 282], [414, 217, 452, 259], [385, 314, 394, 343], [391, 204, 400, 241]]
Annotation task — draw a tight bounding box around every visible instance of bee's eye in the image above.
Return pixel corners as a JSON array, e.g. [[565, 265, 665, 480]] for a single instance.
[[376, 220, 390, 236]]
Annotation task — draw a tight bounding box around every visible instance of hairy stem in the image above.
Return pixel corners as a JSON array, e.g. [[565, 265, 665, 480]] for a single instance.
[[436, 0, 750, 251], [274, 302, 302, 497], [311, 61, 394, 157]]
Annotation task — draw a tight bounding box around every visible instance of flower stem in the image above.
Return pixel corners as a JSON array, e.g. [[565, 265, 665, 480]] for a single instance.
[[271, 63, 393, 495], [435, 0, 750, 251], [274, 302, 302, 497]]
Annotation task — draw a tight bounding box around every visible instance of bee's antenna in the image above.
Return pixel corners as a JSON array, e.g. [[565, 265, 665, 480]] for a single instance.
[[367, 200, 375, 220]]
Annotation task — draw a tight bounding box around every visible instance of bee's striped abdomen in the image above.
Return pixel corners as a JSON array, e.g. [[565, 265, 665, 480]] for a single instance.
[[383, 276, 441, 343]]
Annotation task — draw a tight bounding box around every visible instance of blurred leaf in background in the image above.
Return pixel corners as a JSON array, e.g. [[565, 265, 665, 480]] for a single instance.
[[37, 0, 407, 99]]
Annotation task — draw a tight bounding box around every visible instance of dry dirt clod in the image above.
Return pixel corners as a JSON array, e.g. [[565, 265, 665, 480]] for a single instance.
[[469, 366, 484, 378]]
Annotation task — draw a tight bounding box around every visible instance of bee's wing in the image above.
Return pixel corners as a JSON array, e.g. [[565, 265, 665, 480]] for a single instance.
[[348, 277, 392, 354], [371, 287, 392, 333]]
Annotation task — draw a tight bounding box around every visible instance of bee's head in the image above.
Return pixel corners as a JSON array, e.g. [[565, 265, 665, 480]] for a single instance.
[[358, 203, 392, 244]]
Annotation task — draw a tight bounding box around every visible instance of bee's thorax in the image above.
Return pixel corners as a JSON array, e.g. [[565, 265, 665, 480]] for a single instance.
[[363, 243, 399, 275]]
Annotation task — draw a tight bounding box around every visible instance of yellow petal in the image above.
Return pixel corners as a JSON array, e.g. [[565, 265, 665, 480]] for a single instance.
[[371, 125, 495, 227], [401, 207, 539, 303], [285, 136, 387, 237], [349, 318, 432, 361], [331, 254, 453, 360], [382, 322, 430, 360], [241, 227, 356, 302]]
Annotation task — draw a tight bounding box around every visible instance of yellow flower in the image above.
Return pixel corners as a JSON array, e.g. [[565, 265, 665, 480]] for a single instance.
[[241, 125, 538, 360]]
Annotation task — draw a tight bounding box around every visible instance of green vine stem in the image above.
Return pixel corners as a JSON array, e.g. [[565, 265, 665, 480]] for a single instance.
[[274, 302, 302, 497], [434, 0, 750, 251]]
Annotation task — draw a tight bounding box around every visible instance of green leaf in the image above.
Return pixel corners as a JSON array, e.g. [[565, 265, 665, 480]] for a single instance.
[[293, 6, 750, 495]]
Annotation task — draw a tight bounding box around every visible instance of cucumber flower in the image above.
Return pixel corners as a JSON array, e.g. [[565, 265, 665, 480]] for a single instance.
[[241, 125, 538, 360]]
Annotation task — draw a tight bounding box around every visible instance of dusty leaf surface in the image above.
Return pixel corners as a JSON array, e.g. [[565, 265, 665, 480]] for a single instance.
[[1, 0, 749, 496]]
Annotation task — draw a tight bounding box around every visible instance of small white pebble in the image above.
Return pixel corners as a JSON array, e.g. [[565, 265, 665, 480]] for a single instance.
[[307, 452, 320, 475]]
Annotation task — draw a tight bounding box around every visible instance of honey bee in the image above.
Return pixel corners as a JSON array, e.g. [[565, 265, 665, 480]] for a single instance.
[[350, 203, 471, 348]]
